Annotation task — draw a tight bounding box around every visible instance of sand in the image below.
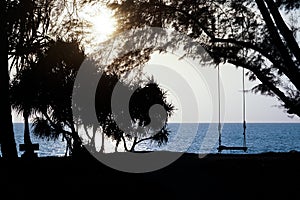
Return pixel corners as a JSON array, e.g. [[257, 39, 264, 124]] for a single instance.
[[0, 151, 299, 199]]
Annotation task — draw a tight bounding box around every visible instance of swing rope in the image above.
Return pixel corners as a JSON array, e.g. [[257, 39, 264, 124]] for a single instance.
[[217, 64, 248, 152], [242, 67, 247, 148], [218, 64, 222, 147]]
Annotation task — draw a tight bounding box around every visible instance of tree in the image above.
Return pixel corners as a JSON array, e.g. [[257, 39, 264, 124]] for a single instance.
[[10, 63, 39, 158], [11, 38, 174, 156], [126, 81, 174, 151], [94, 75, 174, 152], [109, 0, 300, 118], [0, 0, 100, 158], [70, 52, 174, 153], [28, 39, 85, 156], [0, 1, 19, 158]]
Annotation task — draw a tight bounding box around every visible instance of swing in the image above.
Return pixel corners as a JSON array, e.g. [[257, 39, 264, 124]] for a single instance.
[[213, 11, 247, 153], [217, 65, 248, 153]]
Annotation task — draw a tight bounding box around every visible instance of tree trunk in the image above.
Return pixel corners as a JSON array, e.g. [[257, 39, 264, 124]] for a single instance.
[[23, 111, 32, 145], [70, 124, 83, 156], [264, 0, 300, 63], [122, 136, 129, 152], [130, 137, 138, 152], [21, 110, 38, 158], [255, 0, 300, 91], [100, 127, 104, 153], [0, 14, 18, 159]]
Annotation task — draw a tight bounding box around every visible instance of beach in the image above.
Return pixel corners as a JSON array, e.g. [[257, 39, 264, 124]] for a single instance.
[[0, 151, 299, 199]]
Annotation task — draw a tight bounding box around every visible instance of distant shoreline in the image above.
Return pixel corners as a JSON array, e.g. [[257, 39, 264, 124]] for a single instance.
[[12, 121, 300, 124]]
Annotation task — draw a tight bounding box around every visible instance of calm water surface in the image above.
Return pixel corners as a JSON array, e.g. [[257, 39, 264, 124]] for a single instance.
[[9, 123, 300, 157]]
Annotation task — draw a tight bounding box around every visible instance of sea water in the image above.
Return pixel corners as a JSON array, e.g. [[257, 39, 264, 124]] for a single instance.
[[137, 123, 300, 154], [13, 123, 66, 157], [7, 123, 300, 157]]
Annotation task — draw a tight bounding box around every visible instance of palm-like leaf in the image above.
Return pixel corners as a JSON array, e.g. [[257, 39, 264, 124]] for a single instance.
[[32, 117, 60, 141]]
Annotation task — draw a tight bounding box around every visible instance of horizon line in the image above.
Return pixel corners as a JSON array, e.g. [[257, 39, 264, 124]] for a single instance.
[[12, 121, 300, 124]]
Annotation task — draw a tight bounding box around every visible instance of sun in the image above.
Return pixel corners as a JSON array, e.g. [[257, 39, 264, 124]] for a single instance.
[[79, 5, 117, 53], [81, 6, 116, 41], [88, 8, 116, 42]]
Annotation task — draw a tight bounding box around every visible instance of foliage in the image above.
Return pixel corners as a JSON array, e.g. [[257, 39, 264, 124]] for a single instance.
[[10, 39, 85, 156], [109, 0, 300, 117], [1, 0, 102, 158], [94, 74, 174, 152], [11, 38, 174, 154], [276, 0, 300, 10]]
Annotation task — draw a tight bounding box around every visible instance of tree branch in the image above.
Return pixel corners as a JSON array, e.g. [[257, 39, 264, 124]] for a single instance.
[[213, 37, 281, 65], [264, 0, 300, 63], [255, 0, 300, 90], [228, 59, 299, 116], [121, 135, 129, 152], [163, 2, 299, 87], [135, 136, 154, 146]]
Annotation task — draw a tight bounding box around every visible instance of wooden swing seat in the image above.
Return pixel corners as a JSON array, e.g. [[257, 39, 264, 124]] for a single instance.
[[217, 145, 248, 152]]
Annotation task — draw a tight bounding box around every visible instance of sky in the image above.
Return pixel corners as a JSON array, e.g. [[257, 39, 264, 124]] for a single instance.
[[142, 52, 300, 123], [12, 51, 300, 124], [11, 4, 300, 124]]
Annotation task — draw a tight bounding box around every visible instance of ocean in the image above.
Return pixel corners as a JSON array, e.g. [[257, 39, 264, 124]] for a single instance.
[[9, 123, 300, 157]]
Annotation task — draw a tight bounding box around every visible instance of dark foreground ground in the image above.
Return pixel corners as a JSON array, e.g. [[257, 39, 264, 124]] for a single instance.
[[0, 151, 300, 199]]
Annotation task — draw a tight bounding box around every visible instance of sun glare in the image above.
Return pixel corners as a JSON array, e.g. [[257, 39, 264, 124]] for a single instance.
[[89, 9, 116, 41], [79, 5, 117, 53]]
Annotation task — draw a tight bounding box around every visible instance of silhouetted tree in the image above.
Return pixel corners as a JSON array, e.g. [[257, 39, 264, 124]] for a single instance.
[[0, 0, 103, 158], [10, 63, 40, 157], [94, 75, 174, 152], [12, 38, 174, 156], [109, 0, 300, 118], [31, 40, 85, 156], [11, 39, 86, 156]]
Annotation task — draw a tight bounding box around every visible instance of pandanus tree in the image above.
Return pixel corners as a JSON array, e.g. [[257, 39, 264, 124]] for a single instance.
[[11, 40, 86, 156], [94, 74, 174, 152], [32, 40, 85, 156], [109, 0, 300, 118]]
